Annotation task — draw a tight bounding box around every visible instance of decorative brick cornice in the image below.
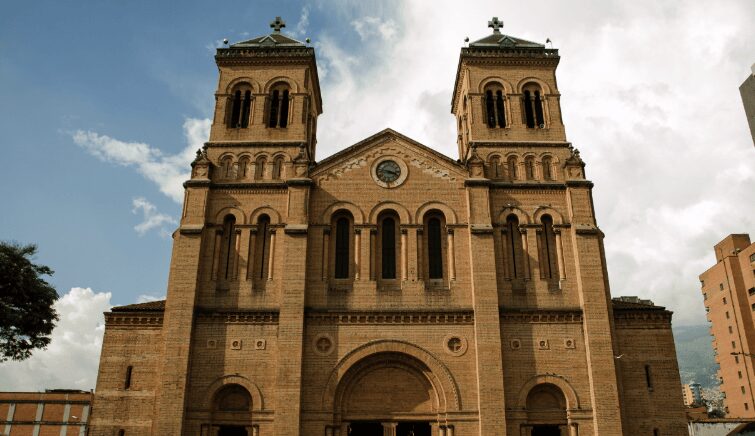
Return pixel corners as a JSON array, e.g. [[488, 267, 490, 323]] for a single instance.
[[500, 308, 583, 323], [464, 178, 490, 187], [305, 310, 474, 325], [489, 182, 567, 191], [105, 313, 164, 328], [210, 182, 287, 190], [613, 309, 673, 328], [565, 180, 594, 188], [205, 140, 304, 148], [195, 310, 279, 324]]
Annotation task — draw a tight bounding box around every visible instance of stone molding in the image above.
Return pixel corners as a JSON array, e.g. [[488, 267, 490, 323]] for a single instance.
[[499, 309, 582, 323], [306, 310, 474, 325], [105, 313, 163, 328], [195, 311, 279, 324]]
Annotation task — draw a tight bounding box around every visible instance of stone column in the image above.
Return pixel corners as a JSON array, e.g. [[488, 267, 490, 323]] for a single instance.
[[447, 229, 456, 281], [267, 229, 276, 281], [322, 229, 330, 281], [416, 228, 424, 281], [370, 229, 377, 280], [381, 422, 397, 436], [247, 229, 257, 283], [354, 229, 361, 280], [501, 229, 510, 279], [555, 229, 566, 280], [233, 228, 242, 279], [401, 228, 408, 280], [520, 227, 531, 280]]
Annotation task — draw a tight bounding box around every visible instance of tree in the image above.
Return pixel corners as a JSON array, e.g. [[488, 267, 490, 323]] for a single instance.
[[0, 242, 58, 361]]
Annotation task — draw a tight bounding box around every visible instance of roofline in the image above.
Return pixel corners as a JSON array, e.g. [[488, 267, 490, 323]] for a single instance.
[[311, 128, 465, 175]]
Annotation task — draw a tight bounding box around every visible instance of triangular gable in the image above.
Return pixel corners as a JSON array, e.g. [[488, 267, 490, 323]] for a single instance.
[[311, 128, 467, 185]]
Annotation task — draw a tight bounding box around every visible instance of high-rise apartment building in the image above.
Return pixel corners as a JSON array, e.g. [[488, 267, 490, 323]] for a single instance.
[[740, 64, 755, 147], [682, 382, 703, 407], [701, 234, 755, 417]]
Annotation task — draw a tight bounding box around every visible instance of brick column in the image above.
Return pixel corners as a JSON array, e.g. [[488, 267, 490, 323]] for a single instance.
[[465, 178, 507, 435]]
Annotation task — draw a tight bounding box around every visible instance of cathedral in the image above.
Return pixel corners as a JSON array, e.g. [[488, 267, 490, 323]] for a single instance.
[[88, 17, 688, 436]]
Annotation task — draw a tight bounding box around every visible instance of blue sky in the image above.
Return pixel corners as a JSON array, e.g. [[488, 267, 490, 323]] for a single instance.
[[1, 0, 754, 390]]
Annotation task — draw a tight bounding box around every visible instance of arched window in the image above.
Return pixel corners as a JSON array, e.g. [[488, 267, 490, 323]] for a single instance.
[[489, 156, 501, 179], [254, 156, 266, 180], [227, 84, 253, 128], [539, 215, 558, 279], [214, 385, 251, 412], [333, 213, 353, 279], [378, 213, 399, 280], [221, 156, 234, 179], [218, 214, 237, 280], [525, 156, 536, 180], [238, 157, 250, 180], [255, 215, 271, 279], [484, 84, 506, 128], [542, 156, 553, 180], [506, 214, 524, 278], [267, 83, 290, 128], [522, 84, 545, 128], [507, 156, 518, 181], [425, 213, 445, 280], [272, 156, 284, 180]]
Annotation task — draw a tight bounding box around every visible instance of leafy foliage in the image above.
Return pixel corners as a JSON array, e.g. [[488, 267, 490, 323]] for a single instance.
[[0, 242, 58, 361]]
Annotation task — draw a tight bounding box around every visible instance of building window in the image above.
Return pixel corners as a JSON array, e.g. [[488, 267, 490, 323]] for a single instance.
[[484, 85, 507, 128], [488, 156, 502, 178], [730, 326, 734, 334], [427, 217, 444, 279], [703, 292, 707, 300], [334, 217, 351, 279], [752, 303, 755, 311], [255, 156, 266, 180], [749, 287, 755, 296], [720, 283, 724, 290], [272, 156, 284, 180], [227, 84, 252, 128], [118, 430, 125, 436], [742, 386, 746, 394], [219, 215, 237, 281], [726, 311, 730, 319], [506, 214, 524, 278], [733, 341, 737, 349], [255, 215, 271, 279], [539, 215, 558, 279], [750, 252, 755, 262], [739, 371, 743, 379], [124, 365, 133, 390], [746, 403, 750, 411], [379, 214, 398, 279], [723, 297, 727, 304], [736, 355, 740, 363], [238, 157, 250, 179], [507, 156, 518, 180], [267, 83, 290, 128], [524, 156, 535, 180], [645, 364, 653, 391], [653, 429, 659, 436], [522, 84, 546, 128], [542, 156, 553, 180]]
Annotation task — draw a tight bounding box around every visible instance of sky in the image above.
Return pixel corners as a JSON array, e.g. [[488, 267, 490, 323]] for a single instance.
[[1, 0, 753, 391]]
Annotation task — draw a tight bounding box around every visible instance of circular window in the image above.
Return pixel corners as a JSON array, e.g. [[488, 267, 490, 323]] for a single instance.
[[443, 334, 468, 356], [313, 334, 334, 356], [371, 156, 408, 188]]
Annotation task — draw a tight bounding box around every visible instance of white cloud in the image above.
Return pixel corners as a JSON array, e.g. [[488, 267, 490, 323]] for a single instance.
[[131, 197, 177, 237], [293, 6, 310, 37], [0, 288, 111, 391], [351, 16, 398, 41], [136, 294, 165, 303], [72, 117, 210, 203]]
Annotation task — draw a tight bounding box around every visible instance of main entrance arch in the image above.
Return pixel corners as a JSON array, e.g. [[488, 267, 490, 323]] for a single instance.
[[323, 340, 459, 436]]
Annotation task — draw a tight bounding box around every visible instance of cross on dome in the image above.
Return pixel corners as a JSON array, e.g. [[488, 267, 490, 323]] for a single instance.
[[270, 16, 286, 33], [488, 16, 503, 33]]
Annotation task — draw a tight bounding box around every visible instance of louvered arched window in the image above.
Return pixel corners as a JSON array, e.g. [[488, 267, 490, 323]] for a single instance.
[[227, 84, 252, 128], [522, 83, 545, 128], [267, 83, 290, 128], [484, 84, 507, 128]]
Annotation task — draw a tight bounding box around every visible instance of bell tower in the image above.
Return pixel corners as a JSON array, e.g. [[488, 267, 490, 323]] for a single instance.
[[451, 17, 566, 164], [209, 16, 322, 164]]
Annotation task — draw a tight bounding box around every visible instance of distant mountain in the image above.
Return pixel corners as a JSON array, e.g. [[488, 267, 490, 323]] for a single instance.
[[674, 324, 720, 389]]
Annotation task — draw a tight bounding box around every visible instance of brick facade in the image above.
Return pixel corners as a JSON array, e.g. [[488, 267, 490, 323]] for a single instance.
[[88, 18, 687, 436]]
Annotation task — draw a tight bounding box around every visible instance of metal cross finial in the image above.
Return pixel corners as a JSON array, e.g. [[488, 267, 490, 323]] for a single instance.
[[270, 16, 286, 33], [488, 17, 503, 33]]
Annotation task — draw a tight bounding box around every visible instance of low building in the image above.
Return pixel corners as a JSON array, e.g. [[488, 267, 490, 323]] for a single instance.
[[0, 390, 92, 436]]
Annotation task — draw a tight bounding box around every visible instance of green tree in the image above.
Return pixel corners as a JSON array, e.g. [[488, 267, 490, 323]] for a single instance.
[[0, 242, 58, 361]]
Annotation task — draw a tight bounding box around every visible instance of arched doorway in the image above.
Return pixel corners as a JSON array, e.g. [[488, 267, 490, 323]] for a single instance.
[[210, 384, 253, 436], [525, 383, 567, 436], [336, 352, 439, 436]]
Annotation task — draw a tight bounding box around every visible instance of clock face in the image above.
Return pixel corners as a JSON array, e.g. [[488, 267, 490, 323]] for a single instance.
[[376, 160, 401, 183]]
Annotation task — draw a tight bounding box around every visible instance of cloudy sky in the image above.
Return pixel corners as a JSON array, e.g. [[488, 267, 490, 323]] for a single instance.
[[1, 0, 753, 390]]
